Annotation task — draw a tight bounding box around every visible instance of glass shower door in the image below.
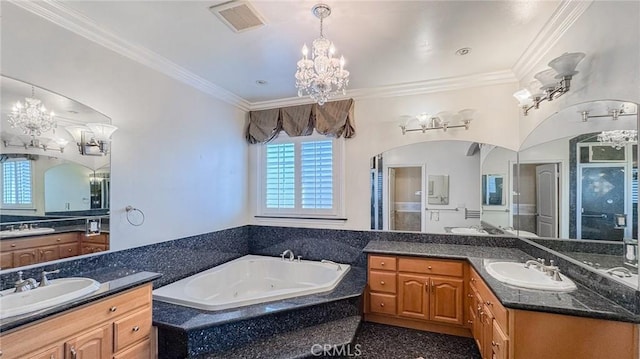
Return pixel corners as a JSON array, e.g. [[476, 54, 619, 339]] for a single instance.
[[579, 166, 626, 240]]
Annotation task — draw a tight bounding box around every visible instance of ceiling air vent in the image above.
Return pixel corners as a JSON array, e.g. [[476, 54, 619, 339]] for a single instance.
[[209, 1, 266, 33]]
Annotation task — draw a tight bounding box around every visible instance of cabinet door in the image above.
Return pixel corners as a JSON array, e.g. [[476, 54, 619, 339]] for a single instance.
[[429, 276, 464, 325], [27, 345, 63, 359], [471, 292, 483, 353], [82, 244, 107, 254], [113, 338, 151, 359], [13, 248, 38, 267], [1, 251, 13, 269], [65, 325, 111, 359], [59, 243, 80, 259], [481, 304, 494, 359], [492, 320, 509, 359], [38, 245, 60, 262], [397, 273, 429, 320]]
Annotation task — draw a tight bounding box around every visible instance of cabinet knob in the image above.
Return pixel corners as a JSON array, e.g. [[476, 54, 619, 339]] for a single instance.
[[380, 262, 385, 266], [486, 300, 492, 306], [380, 281, 385, 285], [57, 238, 61, 242], [109, 306, 117, 312], [427, 266, 432, 269], [467, 320, 473, 324], [471, 278, 476, 282], [132, 326, 140, 332], [491, 341, 499, 347], [68, 248, 73, 252], [467, 293, 473, 298], [11, 244, 16, 247], [379, 302, 385, 307], [70, 347, 77, 359]]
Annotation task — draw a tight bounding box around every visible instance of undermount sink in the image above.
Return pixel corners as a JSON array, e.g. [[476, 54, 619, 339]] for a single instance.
[[450, 227, 486, 234], [0, 277, 101, 318], [0, 227, 55, 238], [485, 261, 577, 292]]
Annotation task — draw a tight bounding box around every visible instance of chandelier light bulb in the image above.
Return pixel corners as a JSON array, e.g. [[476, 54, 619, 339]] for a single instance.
[[302, 44, 309, 58]]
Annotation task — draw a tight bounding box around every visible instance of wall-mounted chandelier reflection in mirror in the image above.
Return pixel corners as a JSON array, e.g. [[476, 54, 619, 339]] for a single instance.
[[1, 76, 116, 156], [398, 109, 475, 135], [579, 102, 638, 150], [513, 52, 585, 116]]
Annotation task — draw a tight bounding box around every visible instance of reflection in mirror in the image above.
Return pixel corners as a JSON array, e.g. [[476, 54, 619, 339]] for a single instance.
[[427, 175, 449, 205], [517, 100, 638, 288], [0, 76, 112, 270], [482, 174, 505, 205], [371, 140, 497, 234]]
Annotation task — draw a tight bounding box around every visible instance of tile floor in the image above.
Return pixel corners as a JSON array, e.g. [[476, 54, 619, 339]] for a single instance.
[[346, 322, 481, 359]]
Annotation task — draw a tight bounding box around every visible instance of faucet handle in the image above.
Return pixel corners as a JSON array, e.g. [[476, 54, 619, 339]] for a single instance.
[[16, 271, 24, 283], [41, 269, 60, 287], [549, 260, 555, 266]]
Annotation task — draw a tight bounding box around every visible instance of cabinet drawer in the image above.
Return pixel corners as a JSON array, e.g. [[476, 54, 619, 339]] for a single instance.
[[398, 257, 463, 277], [1, 232, 78, 251], [82, 233, 109, 244], [369, 293, 396, 315], [59, 243, 80, 258], [113, 308, 152, 352], [369, 271, 396, 294], [113, 338, 151, 359], [369, 255, 396, 271], [492, 319, 509, 359], [470, 268, 508, 332]]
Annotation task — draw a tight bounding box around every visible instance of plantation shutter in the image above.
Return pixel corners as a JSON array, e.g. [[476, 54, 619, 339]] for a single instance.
[[3, 159, 32, 205], [301, 140, 333, 209], [265, 143, 295, 208]]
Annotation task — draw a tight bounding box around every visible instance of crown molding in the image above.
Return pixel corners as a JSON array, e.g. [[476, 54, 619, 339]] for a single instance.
[[249, 70, 518, 111], [512, 0, 593, 81], [10, 0, 251, 111]]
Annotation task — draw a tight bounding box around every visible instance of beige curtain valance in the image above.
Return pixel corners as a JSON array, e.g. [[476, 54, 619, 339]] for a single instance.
[[246, 99, 355, 144]]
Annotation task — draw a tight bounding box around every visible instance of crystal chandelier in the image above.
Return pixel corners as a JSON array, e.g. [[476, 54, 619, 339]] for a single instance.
[[295, 4, 349, 105], [597, 130, 637, 150], [7, 86, 56, 136]]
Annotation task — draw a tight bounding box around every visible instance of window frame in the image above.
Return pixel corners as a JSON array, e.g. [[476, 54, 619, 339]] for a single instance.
[[256, 132, 345, 219], [1, 157, 35, 210]]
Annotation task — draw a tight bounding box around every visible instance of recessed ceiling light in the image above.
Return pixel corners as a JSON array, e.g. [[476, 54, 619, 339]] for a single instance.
[[455, 47, 471, 56], [256, 80, 268, 86]]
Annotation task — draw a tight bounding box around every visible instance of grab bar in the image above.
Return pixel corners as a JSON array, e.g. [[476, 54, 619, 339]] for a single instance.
[[425, 207, 459, 211], [581, 214, 608, 219], [482, 208, 510, 212], [321, 259, 343, 271]]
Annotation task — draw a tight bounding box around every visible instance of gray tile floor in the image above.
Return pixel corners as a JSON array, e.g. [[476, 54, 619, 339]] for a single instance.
[[347, 322, 482, 359]]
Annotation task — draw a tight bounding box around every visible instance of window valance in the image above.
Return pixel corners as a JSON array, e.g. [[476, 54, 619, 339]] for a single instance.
[[246, 99, 355, 144]]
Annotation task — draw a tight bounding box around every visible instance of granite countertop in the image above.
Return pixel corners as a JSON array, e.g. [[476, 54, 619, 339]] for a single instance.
[[364, 240, 639, 323], [0, 225, 110, 240], [153, 266, 367, 331], [0, 269, 160, 333]]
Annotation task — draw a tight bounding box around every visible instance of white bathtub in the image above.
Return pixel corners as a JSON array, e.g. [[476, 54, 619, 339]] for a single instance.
[[152, 255, 351, 311]]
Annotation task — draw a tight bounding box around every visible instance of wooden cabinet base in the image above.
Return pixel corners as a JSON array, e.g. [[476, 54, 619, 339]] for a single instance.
[[365, 313, 472, 338]]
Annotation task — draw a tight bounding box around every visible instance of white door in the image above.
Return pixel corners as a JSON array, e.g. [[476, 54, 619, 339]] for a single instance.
[[389, 168, 396, 231], [536, 163, 559, 237]]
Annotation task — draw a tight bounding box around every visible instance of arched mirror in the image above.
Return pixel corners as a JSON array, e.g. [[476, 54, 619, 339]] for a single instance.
[[0, 76, 113, 270], [515, 100, 638, 288]]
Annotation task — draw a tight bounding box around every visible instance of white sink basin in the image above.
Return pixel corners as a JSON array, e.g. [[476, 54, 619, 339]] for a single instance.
[[0, 277, 100, 318], [0, 227, 55, 238], [597, 269, 639, 288], [485, 261, 577, 292], [450, 227, 485, 234]]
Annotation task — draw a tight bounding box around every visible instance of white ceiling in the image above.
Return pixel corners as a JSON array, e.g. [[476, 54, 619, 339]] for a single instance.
[[18, 1, 566, 107]]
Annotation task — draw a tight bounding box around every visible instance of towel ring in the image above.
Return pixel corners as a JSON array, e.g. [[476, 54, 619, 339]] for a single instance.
[[125, 205, 145, 226]]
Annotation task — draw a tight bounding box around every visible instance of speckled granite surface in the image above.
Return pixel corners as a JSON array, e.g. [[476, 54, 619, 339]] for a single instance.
[[364, 240, 639, 323], [201, 316, 362, 359], [0, 269, 160, 332]]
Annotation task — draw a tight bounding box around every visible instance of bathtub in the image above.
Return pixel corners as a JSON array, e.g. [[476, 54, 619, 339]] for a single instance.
[[152, 255, 351, 311]]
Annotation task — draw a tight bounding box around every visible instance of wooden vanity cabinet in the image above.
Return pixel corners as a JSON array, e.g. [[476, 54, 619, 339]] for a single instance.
[[0, 232, 110, 269], [469, 267, 509, 359], [366, 255, 468, 336], [0, 284, 153, 359]]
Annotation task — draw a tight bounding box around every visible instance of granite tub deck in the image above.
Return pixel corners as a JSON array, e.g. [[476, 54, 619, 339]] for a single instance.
[[364, 241, 639, 323], [0, 269, 161, 333], [153, 266, 367, 359]]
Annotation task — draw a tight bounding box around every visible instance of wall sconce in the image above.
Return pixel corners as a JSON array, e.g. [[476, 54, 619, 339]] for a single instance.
[[399, 109, 475, 135], [2, 134, 68, 153], [513, 52, 585, 116], [65, 123, 118, 156]]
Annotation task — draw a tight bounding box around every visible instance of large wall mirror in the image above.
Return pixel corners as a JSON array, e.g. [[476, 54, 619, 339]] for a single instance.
[[0, 76, 113, 270], [370, 140, 516, 234], [515, 100, 638, 288]]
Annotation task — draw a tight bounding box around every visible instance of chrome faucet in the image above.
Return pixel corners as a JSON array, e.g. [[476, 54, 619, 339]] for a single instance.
[[14, 271, 38, 292], [321, 259, 343, 271], [281, 249, 295, 261], [524, 258, 544, 270], [41, 269, 60, 287], [19, 223, 28, 230]]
